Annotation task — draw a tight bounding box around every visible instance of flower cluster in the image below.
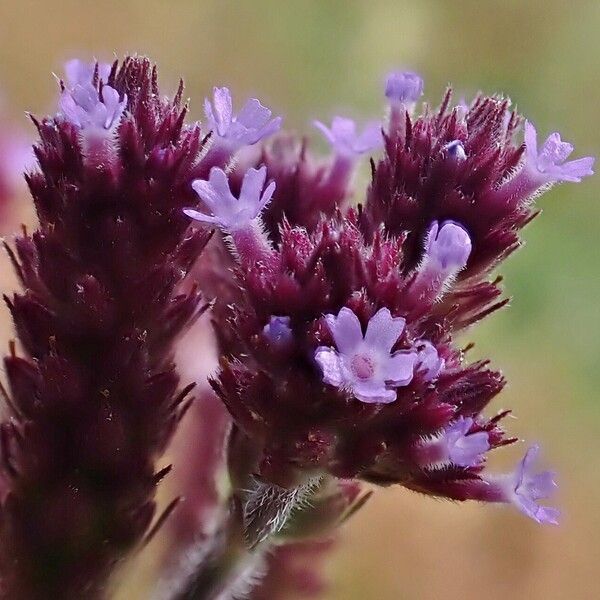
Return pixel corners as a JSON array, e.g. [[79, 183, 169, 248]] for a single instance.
[[185, 71, 593, 529], [0, 58, 591, 599]]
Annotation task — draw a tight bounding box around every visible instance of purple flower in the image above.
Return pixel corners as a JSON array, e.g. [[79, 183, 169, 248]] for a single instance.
[[313, 117, 383, 158], [64, 59, 111, 88], [524, 121, 594, 184], [60, 83, 127, 132], [498, 445, 559, 525], [443, 140, 467, 161], [314, 307, 417, 404], [424, 220, 472, 273], [443, 418, 489, 467], [204, 86, 282, 147], [185, 166, 275, 231], [384, 70, 424, 104], [263, 316, 293, 347], [414, 340, 445, 381]]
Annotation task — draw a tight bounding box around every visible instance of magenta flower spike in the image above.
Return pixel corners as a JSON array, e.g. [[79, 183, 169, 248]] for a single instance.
[[315, 307, 416, 404]]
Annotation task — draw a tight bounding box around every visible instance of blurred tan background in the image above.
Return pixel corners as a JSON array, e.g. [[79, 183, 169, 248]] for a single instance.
[[0, 1, 599, 598]]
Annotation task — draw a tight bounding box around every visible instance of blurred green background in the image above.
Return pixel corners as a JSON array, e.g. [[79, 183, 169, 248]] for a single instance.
[[0, 1, 598, 598]]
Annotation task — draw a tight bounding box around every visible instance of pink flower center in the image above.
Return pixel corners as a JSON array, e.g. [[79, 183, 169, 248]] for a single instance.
[[350, 353, 375, 380]]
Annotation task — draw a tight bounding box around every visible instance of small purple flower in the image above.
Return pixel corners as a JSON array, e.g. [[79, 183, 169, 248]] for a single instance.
[[443, 140, 467, 161], [185, 166, 275, 231], [416, 417, 489, 469], [263, 316, 293, 347], [442, 417, 489, 467], [313, 117, 383, 158], [414, 340, 445, 381], [64, 59, 111, 88], [498, 445, 559, 525], [424, 220, 472, 273], [204, 87, 282, 147], [314, 307, 417, 404], [524, 121, 594, 184], [60, 83, 127, 132], [384, 70, 424, 104]]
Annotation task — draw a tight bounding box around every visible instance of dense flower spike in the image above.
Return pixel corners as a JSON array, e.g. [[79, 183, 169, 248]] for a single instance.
[[0, 57, 213, 599], [315, 307, 416, 403]]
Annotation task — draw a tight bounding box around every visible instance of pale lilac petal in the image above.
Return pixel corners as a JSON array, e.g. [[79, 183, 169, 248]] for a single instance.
[[211, 87, 233, 136], [239, 166, 268, 208], [315, 347, 343, 387], [364, 308, 405, 352], [325, 308, 363, 353], [182, 208, 221, 224], [313, 120, 336, 146], [236, 98, 271, 130], [382, 352, 416, 385], [352, 379, 396, 404], [258, 180, 276, 212]]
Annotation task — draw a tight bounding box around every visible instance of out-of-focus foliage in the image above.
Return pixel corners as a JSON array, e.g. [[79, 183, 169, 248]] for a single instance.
[[0, 1, 598, 598]]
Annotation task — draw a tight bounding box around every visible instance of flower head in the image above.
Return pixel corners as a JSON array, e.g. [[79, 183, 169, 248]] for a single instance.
[[204, 86, 282, 147], [313, 117, 383, 158], [499, 445, 559, 525], [60, 83, 127, 132], [314, 307, 416, 404], [424, 220, 472, 273], [384, 70, 424, 104], [524, 121, 594, 184], [185, 166, 275, 231], [64, 59, 111, 88]]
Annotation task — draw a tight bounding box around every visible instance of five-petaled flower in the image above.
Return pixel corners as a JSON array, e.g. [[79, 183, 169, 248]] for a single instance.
[[204, 86, 282, 148], [313, 116, 383, 158], [60, 81, 126, 132], [314, 307, 417, 404], [496, 445, 559, 525], [185, 166, 276, 232], [524, 121, 594, 184]]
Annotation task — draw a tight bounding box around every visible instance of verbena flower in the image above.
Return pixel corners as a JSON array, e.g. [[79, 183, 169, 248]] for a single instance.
[[313, 116, 382, 157], [204, 86, 282, 148], [314, 307, 416, 403], [63, 58, 111, 87], [186, 166, 275, 232], [523, 121, 594, 184], [60, 83, 127, 131], [501, 445, 559, 525]]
